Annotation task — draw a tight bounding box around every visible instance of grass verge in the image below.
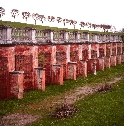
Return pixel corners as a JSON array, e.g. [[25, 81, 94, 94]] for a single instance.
[[27, 79, 124, 126], [0, 63, 123, 123]]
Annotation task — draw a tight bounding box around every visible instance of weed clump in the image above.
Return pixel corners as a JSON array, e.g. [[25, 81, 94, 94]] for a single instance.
[[97, 84, 112, 93], [49, 104, 78, 119]]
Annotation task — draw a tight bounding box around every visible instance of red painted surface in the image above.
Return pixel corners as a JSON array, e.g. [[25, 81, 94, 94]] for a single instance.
[[82, 44, 89, 60], [34, 68, 45, 91], [98, 57, 104, 70], [0, 56, 10, 100], [51, 65, 63, 85], [38, 45, 52, 84], [0, 41, 123, 100], [67, 62, 77, 80], [110, 56, 116, 66], [104, 56, 110, 68], [116, 55, 121, 64], [106, 43, 111, 56], [56, 45, 68, 79], [70, 44, 80, 76], [9, 73, 24, 99], [91, 44, 98, 58], [79, 60, 87, 77]]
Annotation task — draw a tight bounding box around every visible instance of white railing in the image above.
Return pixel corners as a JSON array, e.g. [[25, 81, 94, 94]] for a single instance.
[[0, 25, 122, 44]]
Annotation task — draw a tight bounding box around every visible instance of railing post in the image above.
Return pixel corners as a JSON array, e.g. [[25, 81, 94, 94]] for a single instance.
[[43, 29, 54, 43], [25, 27, 36, 43], [86, 32, 90, 42], [64, 30, 69, 42], [0, 25, 12, 44]]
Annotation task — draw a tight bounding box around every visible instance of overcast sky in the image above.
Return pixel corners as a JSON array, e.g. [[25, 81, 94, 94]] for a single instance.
[[0, 0, 124, 31]]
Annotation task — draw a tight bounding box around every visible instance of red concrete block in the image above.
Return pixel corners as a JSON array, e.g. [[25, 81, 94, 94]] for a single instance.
[[104, 56, 110, 68], [98, 57, 104, 70], [110, 56, 116, 66], [79, 60, 87, 77], [56, 45, 70, 80], [82, 44, 90, 60], [90, 59, 97, 75], [67, 62, 77, 80], [91, 43, 99, 58], [106, 43, 111, 56], [116, 55, 122, 64], [51, 65, 63, 85], [0, 56, 10, 100], [38, 45, 55, 84], [99, 43, 106, 57], [9, 71, 24, 99], [34, 67, 46, 91]]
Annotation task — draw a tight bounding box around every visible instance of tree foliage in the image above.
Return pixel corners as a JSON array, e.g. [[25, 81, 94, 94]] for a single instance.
[[0, 7, 5, 18]]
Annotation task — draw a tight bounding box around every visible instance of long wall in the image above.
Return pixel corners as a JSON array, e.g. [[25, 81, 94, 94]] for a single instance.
[[0, 25, 123, 100]]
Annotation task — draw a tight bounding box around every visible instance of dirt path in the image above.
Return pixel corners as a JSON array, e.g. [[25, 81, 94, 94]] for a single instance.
[[52, 77, 122, 105], [0, 77, 122, 126]]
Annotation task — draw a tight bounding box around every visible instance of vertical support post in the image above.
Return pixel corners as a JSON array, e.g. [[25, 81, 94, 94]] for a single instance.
[[90, 59, 97, 75], [34, 68, 45, 91], [80, 60, 87, 77], [67, 62, 77, 80], [105, 56, 110, 68], [88, 44, 91, 59], [110, 55, 116, 66], [78, 45, 82, 60], [98, 57, 104, 70], [51, 45, 56, 65], [51, 65, 63, 85], [9, 71, 24, 99]]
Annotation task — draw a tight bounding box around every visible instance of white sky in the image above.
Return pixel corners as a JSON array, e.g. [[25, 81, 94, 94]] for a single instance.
[[0, 0, 124, 31]]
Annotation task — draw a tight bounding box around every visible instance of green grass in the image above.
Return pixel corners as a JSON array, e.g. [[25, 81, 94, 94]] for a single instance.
[[0, 63, 123, 125], [27, 79, 124, 126]]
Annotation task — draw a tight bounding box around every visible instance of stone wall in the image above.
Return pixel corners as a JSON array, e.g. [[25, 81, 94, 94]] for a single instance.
[[0, 25, 123, 100]]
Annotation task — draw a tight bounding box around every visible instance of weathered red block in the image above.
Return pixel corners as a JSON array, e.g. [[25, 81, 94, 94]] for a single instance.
[[104, 56, 110, 68], [34, 67, 45, 91], [9, 71, 24, 99], [99, 43, 106, 57], [15, 45, 38, 91], [79, 60, 87, 77], [70, 44, 82, 76], [106, 43, 111, 56], [98, 57, 104, 70], [51, 65, 63, 85], [67, 62, 77, 80], [82, 44, 90, 60], [91, 43, 99, 58], [0, 46, 15, 100], [116, 55, 122, 64], [110, 56, 116, 66], [87, 59, 97, 75], [38, 45, 54, 84], [56, 45, 70, 80]]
